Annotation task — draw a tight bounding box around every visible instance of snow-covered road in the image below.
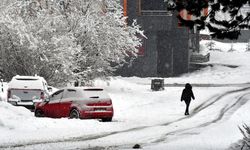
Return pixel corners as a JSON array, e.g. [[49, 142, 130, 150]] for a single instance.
[[1, 84, 250, 150]]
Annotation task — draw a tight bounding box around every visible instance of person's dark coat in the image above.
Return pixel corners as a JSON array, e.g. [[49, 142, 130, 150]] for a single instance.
[[181, 83, 195, 102], [181, 83, 195, 115]]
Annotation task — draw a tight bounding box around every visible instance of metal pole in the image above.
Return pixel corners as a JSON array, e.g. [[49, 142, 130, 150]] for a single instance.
[[1, 79, 3, 92]]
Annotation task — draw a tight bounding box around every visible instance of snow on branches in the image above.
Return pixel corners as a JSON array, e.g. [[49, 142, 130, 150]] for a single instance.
[[0, 0, 144, 85]]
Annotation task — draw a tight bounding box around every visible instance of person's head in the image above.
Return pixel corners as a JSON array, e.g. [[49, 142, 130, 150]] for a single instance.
[[185, 83, 192, 90]]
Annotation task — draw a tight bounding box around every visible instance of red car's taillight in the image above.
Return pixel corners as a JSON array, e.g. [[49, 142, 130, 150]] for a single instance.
[[106, 107, 113, 111], [40, 92, 45, 100], [87, 100, 112, 106]]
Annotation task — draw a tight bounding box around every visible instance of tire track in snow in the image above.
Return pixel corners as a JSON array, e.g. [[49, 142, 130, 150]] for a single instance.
[[151, 90, 250, 144], [0, 126, 151, 149], [2, 87, 250, 149], [159, 86, 250, 126]]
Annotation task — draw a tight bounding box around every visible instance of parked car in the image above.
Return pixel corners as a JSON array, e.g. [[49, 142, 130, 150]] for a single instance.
[[34, 87, 114, 122], [7, 75, 49, 110]]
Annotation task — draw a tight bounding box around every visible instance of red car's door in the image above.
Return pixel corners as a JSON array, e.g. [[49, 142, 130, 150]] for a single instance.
[[58, 89, 76, 118], [45, 90, 64, 118]]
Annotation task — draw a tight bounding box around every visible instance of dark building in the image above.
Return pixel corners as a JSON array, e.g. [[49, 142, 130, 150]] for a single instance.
[[118, 0, 200, 77]]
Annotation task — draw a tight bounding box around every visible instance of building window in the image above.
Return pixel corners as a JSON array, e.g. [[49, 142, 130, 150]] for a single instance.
[[138, 0, 172, 16], [141, 0, 167, 10]]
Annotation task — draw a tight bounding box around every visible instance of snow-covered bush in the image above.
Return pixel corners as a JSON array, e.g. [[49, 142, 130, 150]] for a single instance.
[[203, 40, 222, 52], [238, 124, 250, 150], [0, 0, 77, 86], [206, 40, 215, 51], [231, 124, 250, 150]]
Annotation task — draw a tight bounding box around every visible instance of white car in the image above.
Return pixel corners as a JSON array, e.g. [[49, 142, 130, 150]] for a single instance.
[[7, 75, 49, 110]]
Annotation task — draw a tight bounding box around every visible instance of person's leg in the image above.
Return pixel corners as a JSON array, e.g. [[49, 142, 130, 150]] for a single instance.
[[185, 101, 190, 115]]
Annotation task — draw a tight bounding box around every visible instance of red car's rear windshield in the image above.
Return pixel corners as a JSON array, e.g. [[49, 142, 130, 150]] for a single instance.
[[63, 88, 110, 99], [82, 89, 109, 99]]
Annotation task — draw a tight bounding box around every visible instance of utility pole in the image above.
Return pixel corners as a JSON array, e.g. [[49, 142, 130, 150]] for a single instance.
[[0, 42, 4, 79], [0, 42, 2, 78], [1, 79, 3, 92]]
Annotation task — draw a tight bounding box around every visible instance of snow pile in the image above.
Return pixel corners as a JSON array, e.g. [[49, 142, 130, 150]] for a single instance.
[[0, 102, 34, 130], [0, 101, 123, 146]]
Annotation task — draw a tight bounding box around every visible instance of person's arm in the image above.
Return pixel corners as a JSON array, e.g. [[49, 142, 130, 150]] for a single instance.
[[181, 90, 184, 101], [191, 90, 195, 100]]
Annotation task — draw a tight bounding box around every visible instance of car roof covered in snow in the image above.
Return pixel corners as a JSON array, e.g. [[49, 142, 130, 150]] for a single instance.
[[62, 86, 104, 91], [8, 75, 47, 90], [56, 87, 109, 99]]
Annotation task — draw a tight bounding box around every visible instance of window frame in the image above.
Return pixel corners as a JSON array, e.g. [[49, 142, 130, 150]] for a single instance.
[[137, 0, 172, 16], [62, 89, 77, 99], [50, 90, 64, 101]]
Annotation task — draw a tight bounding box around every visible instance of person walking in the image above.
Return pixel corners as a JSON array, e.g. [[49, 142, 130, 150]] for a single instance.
[[181, 83, 195, 115]]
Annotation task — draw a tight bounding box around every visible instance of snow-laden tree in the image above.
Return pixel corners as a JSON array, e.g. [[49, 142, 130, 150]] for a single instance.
[[50, 0, 143, 84], [65, 0, 143, 84], [0, 0, 78, 86], [0, 0, 143, 85]]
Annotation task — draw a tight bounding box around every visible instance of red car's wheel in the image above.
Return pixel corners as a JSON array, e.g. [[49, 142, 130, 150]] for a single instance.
[[69, 109, 80, 119], [35, 109, 44, 117]]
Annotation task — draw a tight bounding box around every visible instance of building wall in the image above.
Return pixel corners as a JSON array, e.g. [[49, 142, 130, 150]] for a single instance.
[[118, 0, 192, 77]]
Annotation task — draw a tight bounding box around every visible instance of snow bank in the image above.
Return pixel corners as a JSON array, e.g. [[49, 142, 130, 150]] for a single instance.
[[0, 101, 121, 146]]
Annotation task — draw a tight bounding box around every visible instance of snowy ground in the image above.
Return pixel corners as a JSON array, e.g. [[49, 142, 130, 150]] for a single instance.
[[1, 41, 250, 150]]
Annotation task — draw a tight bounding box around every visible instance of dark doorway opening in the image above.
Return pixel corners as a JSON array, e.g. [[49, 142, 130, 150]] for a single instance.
[[157, 31, 173, 77]]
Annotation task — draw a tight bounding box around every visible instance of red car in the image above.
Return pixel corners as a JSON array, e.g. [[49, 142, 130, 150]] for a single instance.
[[34, 87, 113, 122]]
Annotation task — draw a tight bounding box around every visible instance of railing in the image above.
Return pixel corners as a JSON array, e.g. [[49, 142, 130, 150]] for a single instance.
[[141, 10, 172, 16], [190, 53, 210, 63]]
